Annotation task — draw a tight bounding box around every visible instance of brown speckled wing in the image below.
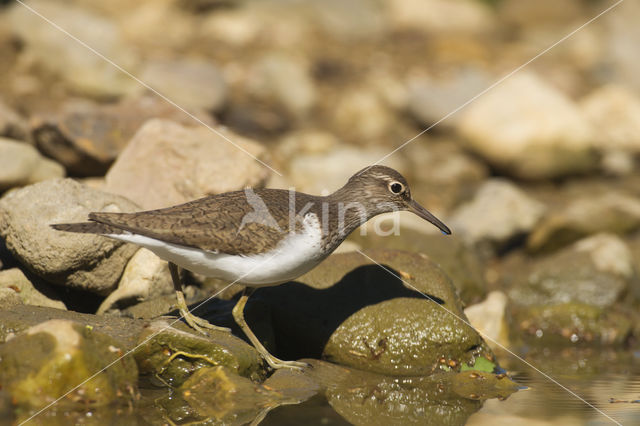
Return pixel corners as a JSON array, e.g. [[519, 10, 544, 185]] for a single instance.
[[88, 189, 318, 256]]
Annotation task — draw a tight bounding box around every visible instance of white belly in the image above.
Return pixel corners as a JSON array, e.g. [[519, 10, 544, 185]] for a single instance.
[[105, 213, 326, 286]]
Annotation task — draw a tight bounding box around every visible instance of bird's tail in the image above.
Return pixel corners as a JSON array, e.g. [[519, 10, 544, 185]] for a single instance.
[[51, 222, 125, 235]]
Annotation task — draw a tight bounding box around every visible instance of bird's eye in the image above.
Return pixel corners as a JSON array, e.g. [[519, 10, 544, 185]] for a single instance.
[[389, 182, 404, 194]]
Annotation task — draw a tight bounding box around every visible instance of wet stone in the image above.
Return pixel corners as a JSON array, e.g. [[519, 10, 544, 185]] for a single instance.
[[305, 359, 519, 426], [508, 234, 639, 345], [0, 319, 138, 411], [134, 320, 264, 387]]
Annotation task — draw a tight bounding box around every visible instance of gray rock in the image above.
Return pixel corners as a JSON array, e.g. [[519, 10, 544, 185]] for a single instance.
[[528, 191, 640, 253], [105, 119, 270, 210], [0, 138, 65, 192], [458, 72, 597, 179], [31, 97, 214, 177], [7, 0, 139, 98], [508, 234, 638, 345], [449, 179, 547, 251], [139, 58, 226, 112], [0, 178, 139, 295], [0, 268, 66, 310], [515, 233, 635, 308]]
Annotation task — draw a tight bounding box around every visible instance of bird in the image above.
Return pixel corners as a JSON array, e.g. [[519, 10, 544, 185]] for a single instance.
[[52, 165, 451, 370]]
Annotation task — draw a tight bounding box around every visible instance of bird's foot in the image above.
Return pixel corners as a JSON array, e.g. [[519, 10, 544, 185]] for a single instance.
[[180, 309, 231, 334], [263, 355, 310, 371]]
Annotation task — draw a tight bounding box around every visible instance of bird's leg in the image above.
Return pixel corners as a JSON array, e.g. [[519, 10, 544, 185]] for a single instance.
[[168, 262, 230, 334], [232, 287, 309, 370]]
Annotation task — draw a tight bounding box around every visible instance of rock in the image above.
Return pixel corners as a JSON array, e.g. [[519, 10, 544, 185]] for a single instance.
[[388, 0, 494, 35], [159, 365, 317, 424], [139, 58, 226, 112], [307, 360, 518, 426], [508, 234, 638, 345], [287, 146, 406, 195], [0, 268, 66, 310], [0, 178, 139, 295], [0, 319, 138, 410], [407, 69, 492, 129], [134, 320, 264, 385], [246, 53, 316, 117], [31, 97, 214, 177], [515, 234, 635, 308], [7, 0, 138, 97], [0, 288, 22, 307], [0, 99, 28, 140], [580, 85, 640, 152], [449, 179, 547, 252], [350, 231, 487, 306], [458, 72, 597, 180], [97, 248, 173, 314], [464, 291, 509, 350], [240, 249, 494, 376], [105, 119, 270, 210], [0, 137, 65, 192], [528, 191, 640, 253]]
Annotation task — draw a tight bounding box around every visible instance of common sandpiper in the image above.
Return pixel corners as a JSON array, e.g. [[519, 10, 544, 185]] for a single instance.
[[52, 165, 451, 370]]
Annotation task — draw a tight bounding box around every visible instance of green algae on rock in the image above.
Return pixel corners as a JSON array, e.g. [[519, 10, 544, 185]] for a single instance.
[[0, 319, 138, 410], [134, 320, 264, 387], [283, 249, 495, 376]]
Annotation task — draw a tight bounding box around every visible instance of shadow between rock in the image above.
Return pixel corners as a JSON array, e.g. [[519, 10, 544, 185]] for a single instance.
[[242, 263, 445, 361]]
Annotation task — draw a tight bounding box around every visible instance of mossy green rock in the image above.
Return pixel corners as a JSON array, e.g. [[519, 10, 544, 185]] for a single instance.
[[134, 320, 264, 386], [0, 319, 138, 410], [296, 249, 493, 375]]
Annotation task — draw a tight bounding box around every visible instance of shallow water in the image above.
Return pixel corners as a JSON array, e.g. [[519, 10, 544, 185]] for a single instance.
[[261, 348, 640, 425], [10, 348, 640, 425]]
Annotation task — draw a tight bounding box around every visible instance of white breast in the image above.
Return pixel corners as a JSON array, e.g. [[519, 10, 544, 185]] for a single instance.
[[105, 213, 326, 287]]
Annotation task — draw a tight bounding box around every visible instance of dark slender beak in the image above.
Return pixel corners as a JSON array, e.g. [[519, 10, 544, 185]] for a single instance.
[[407, 199, 451, 235]]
